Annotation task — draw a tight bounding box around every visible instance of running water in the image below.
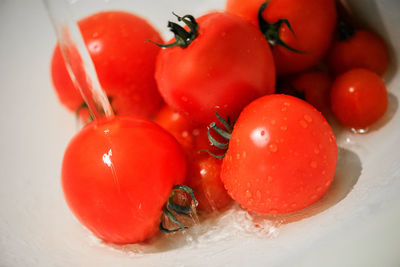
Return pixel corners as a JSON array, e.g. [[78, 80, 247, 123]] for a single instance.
[[43, 0, 114, 121]]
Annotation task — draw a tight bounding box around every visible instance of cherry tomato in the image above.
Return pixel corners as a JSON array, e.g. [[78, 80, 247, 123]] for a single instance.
[[156, 12, 275, 125], [330, 68, 388, 129], [187, 153, 232, 212], [228, 0, 337, 76], [327, 30, 389, 76], [221, 94, 337, 214], [62, 116, 187, 244], [154, 105, 198, 151], [51, 11, 164, 118], [291, 71, 333, 114]]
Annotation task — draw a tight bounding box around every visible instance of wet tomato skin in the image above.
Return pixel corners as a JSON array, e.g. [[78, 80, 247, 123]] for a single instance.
[[62, 116, 186, 244], [221, 95, 337, 214], [330, 68, 388, 129], [327, 30, 389, 76]]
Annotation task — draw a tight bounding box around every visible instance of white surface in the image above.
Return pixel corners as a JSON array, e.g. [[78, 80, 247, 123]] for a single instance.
[[0, 0, 400, 266]]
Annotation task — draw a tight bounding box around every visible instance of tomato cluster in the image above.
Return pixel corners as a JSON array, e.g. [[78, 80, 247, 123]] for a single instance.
[[53, 0, 390, 245]]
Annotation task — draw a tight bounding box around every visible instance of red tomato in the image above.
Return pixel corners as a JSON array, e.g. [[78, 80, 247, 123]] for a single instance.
[[187, 153, 232, 212], [327, 30, 389, 76], [227, 0, 337, 76], [330, 68, 388, 129], [221, 94, 337, 214], [51, 11, 164, 118], [156, 12, 275, 125], [62, 116, 187, 244], [264, 0, 337, 75], [154, 105, 198, 151], [291, 71, 333, 114]]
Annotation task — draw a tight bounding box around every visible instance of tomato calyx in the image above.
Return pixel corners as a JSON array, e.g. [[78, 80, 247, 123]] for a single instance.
[[258, 2, 303, 53], [150, 13, 198, 49], [204, 109, 234, 159], [159, 185, 198, 233], [337, 20, 355, 41]]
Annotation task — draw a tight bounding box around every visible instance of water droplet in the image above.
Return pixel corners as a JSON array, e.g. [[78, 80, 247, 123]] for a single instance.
[[310, 161, 317, 168], [267, 198, 272, 202], [316, 186, 322, 192], [311, 194, 318, 200], [181, 96, 188, 102], [322, 170, 326, 175], [270, 119, 276, 125], [314, 148, 320, 154], [236, 153, 241, 160], [267, 176, 273, 182], [247, 182, 251, 188], [283, 117, 288, 121], [290, 203, 297, 208], [283, 203, 288, 208], [325, 180, 332, 187], [92, 32, 99, 38], [299, 120, 308, 128], [181, 131, 189, 138], [304, 114, 312, 123], [281, 107, 287, 112], [269, 209, 278, 214], [256, 190, 261, 200], [242, 151, 247, 158], [269, 144, 278, 152], [245, 190, 252, 198], [283, 102, 290, 106], [280, 125, 287, 131]]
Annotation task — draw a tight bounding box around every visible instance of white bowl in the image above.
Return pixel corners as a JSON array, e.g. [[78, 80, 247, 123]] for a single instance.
[[0, 0, 399, 266]]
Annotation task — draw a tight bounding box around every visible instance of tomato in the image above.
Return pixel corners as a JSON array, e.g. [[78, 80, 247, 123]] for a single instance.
[[62, 116, 187, 244], [227, 0, 337, 76], [51, 11, 164, 119], [291, 71, 333, 114], [187, 153, 232, 212], [155, 12, 275, 125], [154, 105, 198, 151], [327, 30, 389, 76], [330, 68, 388, 129], [221, 94, 337, 214]]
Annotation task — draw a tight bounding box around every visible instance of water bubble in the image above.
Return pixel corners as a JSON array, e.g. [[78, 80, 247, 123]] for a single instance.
[[304, 114, 313, 123], [299, 120, 308, 128], [245, 190, 252, 198], [310, 161, 318, 168], [269, 144, 278, 152], [280, 125, 287, 131]]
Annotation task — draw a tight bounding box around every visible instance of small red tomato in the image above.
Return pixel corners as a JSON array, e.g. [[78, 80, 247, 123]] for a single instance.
[[156, 12, 275, 125], [62, 116, 186, 244], [263, 0, 337, 75], [330, 68, 388, 129], [327, 30, 389, 76], [227, 0, 337, 76], [187, 153, 232, 212], [221, 94, 337, 214], [154, 105, 198, 151], [51, 11, 164, 118], [291, 71, 333, 114]]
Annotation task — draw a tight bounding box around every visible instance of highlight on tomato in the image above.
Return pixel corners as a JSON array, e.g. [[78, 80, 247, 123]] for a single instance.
[[155, 12, 276, 125], [51, 11, 164, 119]]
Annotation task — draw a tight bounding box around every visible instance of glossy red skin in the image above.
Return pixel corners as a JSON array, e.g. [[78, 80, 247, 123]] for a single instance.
[[330, 68, 388, 129], [226, 0, 265, 26], [187, 153, 233, 212], [264, 0, 337, 76], [156, 12, 275, 125], [327, 30, 389, 76], [62, 116, 186, 244], [222, 95, 337, 214], [292, 71, 333, 114], [51, 11, 163, 118]]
